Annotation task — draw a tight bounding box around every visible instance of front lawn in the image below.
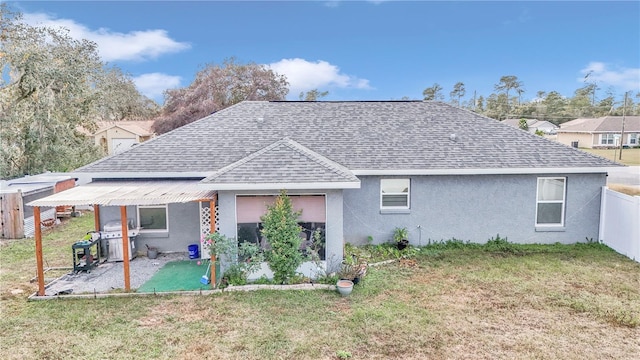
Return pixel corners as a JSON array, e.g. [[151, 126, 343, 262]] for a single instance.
[[1, 217, 639, 359], [580, 147, 640, 166]]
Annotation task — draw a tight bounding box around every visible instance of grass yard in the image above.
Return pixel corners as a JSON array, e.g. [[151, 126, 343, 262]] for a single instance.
[[608, 184, 640, 196], [580, 147, 640, 166], [1, 216, 640, 359]]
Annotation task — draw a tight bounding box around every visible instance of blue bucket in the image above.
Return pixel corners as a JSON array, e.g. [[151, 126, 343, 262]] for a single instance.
[[188, 244, 199, 259]]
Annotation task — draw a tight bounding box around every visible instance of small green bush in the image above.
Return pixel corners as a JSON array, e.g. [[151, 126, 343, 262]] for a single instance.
[[205, 232, 263, 286], [261, 190, 304, 284], [484, 234, 523, 255]]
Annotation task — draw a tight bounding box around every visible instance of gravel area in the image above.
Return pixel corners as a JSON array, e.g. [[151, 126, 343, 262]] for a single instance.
[[44, 252, 190, 296]]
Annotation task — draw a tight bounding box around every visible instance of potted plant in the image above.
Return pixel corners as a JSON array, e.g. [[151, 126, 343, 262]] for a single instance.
[[338, 263, 359, 282], [338, 256, 367, 284], [393, 227, 409, 250]]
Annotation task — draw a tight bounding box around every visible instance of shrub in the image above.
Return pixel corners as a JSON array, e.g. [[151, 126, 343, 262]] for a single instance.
[[260, 190, 304, 284], [483, 234, 522, 254], [205, 232, 263, 286]]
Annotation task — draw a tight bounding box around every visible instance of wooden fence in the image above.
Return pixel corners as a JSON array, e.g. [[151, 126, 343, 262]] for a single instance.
[[0, 191, 25, 239]]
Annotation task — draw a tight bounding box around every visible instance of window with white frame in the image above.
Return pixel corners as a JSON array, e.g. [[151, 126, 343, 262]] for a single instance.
[[600, 134, 615, 145], [629, 133, 638, 145], [536, 177, 566, 226], [380, 179, 410, 209], [138, 205, 168, 232]]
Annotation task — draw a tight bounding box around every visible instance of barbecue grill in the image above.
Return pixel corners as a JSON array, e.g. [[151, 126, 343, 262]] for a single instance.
[[100, 220, 139, 262]]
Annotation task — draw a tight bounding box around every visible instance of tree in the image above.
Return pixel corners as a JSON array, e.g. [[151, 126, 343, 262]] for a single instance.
[[541, 91, 568, 124], [93, 67, 160, 122], [152, 58, 289, 134], [260, 190, 304, 284], [518, 118, 529, 131], [593, 87, 618, 116], [516, 88, 525, 105], [1, 6, 104, 178], [494, 75, 524, 114], [422, 83, 444, 101], [583, 71, 600, 106], [569, 85, 596, 118], [449, 82, 466, 107], [475, 95, 485, 112], [485, 93, 509, 120], [298, 89, 329, 101]]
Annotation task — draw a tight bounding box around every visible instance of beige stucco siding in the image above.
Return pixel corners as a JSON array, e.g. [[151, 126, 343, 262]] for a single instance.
[[95, 127, 143, 155], [556, 132, 594, 148]]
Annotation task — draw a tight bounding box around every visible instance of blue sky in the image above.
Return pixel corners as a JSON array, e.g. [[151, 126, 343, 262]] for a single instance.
[[10, 1, 640, 105]]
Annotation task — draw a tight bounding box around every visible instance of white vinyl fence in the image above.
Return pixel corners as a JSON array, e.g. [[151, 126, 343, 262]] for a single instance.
[[599, 187, 640, 262]]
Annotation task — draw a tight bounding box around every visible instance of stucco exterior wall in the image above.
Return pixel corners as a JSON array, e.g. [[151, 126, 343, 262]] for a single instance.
[[556, 133, 594, 148], [95, 127, 139, 155], [343, 174, 605, 245], [99, 202, 201, 255], [218, 189, 345, 276]]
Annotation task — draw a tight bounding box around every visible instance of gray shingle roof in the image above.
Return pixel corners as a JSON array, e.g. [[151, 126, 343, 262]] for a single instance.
[[201, 138, 359, 187], [77, 101, 620, 175], [559, 116, 640, 132]]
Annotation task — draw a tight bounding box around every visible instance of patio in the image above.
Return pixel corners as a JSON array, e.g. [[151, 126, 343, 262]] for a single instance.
[[41, 252, 210, 296], [26, 180, 218, 296]]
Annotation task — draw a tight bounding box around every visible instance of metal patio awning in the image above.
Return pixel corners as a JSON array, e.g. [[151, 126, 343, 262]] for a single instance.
[[27, 180, 216, 207]]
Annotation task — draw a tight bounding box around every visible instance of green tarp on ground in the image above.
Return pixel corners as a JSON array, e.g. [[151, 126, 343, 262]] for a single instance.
[[137, 260, 220, 293]]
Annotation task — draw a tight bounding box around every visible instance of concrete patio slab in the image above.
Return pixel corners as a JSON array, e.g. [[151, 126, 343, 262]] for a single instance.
[[43, 252, 188, 296]]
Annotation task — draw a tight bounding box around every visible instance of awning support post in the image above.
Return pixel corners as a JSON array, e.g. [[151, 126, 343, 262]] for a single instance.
[[120, 206, 131, 291], [93, 204, 101, 232], [34, 206, 45, 296], [210, 195, 216, 288]]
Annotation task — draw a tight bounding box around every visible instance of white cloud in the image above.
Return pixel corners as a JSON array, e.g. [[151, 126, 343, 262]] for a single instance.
[[580, 62, 640, 92], [22, 12, 190, 62], [268, 58, 371, 96], [133, 73, 182, 101]]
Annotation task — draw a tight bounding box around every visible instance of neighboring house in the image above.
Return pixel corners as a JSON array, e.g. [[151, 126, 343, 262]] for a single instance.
[[502, 118, 559, 135], [30, 101, 620, 279], [92, 120, 155, 155], [556, 116, 640, 149]]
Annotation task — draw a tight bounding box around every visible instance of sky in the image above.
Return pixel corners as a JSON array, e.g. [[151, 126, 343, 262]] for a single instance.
[[8, 1, 640, 105]]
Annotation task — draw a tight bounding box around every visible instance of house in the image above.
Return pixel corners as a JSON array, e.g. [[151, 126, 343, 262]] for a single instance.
[[28, 101, 620, 289], [92, 120, 155, 155], [556, 116, 640, 149], [501, 118, 559, 135]]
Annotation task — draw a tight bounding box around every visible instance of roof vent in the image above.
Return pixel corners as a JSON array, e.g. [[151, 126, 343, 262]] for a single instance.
[[257, 117, 264, 123], [449, 133, 457, 141]]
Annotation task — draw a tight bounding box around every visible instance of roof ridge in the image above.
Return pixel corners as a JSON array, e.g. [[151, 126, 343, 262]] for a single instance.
[[279, 139, 355, 179], [207, 138, 356, 182]]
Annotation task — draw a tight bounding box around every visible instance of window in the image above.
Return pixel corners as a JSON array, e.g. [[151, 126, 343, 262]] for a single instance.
[[600, 134, 614, 145], [236, 195, 327, 260], [381, 179, 410, 209], [138, 205, 168, 232], [237, 222, 326, 260], [536, 177, 565, 226], [629, 133, 638, 145]]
